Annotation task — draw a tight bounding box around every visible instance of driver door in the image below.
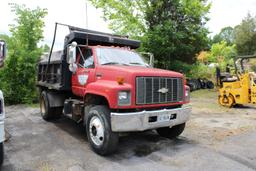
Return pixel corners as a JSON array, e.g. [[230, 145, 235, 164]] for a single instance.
[[72, 47, 95, 97]]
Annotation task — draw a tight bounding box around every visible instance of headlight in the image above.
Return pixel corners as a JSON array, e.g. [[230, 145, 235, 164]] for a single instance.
[[185, 86, 190, 102], [118, 91, 131, 106]]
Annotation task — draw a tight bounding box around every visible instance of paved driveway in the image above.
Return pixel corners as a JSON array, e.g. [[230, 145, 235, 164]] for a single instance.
[[2, 104, 256, 171]]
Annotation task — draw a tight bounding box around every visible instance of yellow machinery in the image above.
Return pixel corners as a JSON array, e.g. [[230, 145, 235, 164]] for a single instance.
[[218, 55, 256, 107]]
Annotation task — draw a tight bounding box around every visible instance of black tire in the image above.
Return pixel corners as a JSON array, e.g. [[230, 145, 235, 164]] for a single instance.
[[191, 81, 197, 91], [0, 142, 3, 166], [195, 79, 201, 89], [156, 123, 186, 139], [191, 79, 200, 90], [85, 105, 118, 155], [187, 79, 194, 91], [40, 91, 62, 121], [199, 79, 206, 89], [187, 83, 194, 91], [206, 81, 214, 89]]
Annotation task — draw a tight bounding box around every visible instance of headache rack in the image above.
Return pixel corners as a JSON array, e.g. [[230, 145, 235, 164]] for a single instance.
[[66, 26, 140, 49], [37, 23, 141, 91]]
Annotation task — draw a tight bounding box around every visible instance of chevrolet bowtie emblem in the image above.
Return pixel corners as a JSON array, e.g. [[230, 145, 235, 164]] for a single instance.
[[158, 88, 169, 94]]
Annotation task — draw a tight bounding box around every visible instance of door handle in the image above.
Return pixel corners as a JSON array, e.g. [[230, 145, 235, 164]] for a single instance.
[[96, 73, 102, 77]]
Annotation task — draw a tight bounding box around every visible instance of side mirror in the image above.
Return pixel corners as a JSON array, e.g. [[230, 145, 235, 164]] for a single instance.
[[67, 41, 77, 64], [69, 63, 77, 74], [67, 42, 77, 73], [0, 41, 6, 68]]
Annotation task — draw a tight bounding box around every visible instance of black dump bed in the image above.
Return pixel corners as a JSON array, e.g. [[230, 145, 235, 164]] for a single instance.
[[37, 27, 141, 91]]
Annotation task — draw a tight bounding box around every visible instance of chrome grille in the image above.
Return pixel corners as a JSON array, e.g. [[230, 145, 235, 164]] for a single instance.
[[136, 77, 184, 105]]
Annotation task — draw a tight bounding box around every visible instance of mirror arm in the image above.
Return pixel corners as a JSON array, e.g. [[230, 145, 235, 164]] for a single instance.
[[77, 46, 86, 64]]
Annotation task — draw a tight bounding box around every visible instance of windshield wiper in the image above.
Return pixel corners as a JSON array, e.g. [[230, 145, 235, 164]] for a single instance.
[[102, 62, 129, 66], [102, 62, 120, 65], [129, 62, 144, 66]]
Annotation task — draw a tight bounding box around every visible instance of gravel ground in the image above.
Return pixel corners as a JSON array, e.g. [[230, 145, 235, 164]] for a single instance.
[[2, 89, 256, 171]]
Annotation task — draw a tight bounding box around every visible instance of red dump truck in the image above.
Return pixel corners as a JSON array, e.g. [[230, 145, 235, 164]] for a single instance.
[[37, 24, 191, 155]]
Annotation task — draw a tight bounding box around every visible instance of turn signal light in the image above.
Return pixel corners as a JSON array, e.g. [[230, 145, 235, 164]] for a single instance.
[[116, 77, 124, 85]]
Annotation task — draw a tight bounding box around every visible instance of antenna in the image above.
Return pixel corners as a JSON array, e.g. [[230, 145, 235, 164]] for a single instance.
[[85, 1, 89, 46], [85, 2, 88, 29]]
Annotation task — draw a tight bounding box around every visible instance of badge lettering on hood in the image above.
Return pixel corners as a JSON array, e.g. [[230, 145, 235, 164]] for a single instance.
[[158, 88, 169, 94], [78, 75, 88, 85]]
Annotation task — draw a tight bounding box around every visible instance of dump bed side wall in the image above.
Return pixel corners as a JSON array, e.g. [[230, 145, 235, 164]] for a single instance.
[[37, 58, 71, 91]]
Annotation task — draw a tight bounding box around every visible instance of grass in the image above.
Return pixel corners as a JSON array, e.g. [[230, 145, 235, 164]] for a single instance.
[[38, 161, 54, 171], [191, 89, 218, 99], [26, 103, 39, 108], [190, 89, 231, 112]]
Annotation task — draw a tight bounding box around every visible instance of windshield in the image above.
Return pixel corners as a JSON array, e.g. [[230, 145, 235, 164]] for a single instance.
[[96, 48, 148, 67]]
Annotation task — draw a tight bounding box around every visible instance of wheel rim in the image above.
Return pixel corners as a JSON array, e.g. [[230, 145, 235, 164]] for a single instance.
[[227, 95, 234, 107], [219, 95, 234, 107], [40, 97, 46, 114], [89, 116, 104, 146]]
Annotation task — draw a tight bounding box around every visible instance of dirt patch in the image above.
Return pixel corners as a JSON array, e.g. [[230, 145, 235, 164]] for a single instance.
[[183, 90, 256, 146]]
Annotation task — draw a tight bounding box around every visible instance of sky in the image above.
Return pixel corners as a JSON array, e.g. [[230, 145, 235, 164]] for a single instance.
[[0, 0, 256, 50]]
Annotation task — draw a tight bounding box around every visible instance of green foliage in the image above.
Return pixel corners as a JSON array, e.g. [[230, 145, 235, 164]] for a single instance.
[[89, 0, 211, 69], [188, 63, 214, 79], [212, 26, 234, 45], [42, 44, 50, 53], [234, 13, 256, 55], [0, 5, 47, 104], [183, 41, 237, 80], [89, 0, 148, 38], [207, 41, 237, 66], [169, 60, 214, 79]]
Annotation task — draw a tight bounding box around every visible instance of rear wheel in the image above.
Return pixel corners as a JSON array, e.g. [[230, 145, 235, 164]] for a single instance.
[[86, 105, 118, 155], [40, 91, 62, 120], [156, 123, 186, 139]]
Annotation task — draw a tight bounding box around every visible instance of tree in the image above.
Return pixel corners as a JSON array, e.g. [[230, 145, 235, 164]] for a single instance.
[[89, 0, 211, 69], [212, 26, 234, 45], [196, 51, 210, 64], [42, 44, 50, 53], [234, 13, 256, 55], [89, 0, 148, 38], [207, 41, 237, 67], [0, 5, 47, 104], [143, 0, 210, 68]]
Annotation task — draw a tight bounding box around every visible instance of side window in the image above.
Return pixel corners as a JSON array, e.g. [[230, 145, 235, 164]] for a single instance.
[[78, 48, 94, 68], [84, 56, 94, 68]]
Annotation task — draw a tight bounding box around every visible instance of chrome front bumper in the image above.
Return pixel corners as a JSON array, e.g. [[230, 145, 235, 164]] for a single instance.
[[111, 106, 191, 132]]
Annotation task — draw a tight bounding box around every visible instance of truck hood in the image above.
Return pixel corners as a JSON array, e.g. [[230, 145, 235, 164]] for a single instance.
[[97, 65, 183, 83]]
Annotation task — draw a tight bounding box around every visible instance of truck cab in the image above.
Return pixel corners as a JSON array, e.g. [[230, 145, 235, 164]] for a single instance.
[[37, 26, 191, 155]]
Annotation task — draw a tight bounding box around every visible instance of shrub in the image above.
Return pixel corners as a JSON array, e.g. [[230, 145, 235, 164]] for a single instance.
[[0, 5, 47, 104]]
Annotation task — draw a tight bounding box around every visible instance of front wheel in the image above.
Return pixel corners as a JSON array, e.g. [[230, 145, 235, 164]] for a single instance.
[[156, 123, 186, 139], [86, 105, 119, 155], [218, 95, 235, 107]]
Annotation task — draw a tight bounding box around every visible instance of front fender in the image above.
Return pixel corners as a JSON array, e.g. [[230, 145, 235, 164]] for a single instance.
[[84, 80, 132, 109]]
